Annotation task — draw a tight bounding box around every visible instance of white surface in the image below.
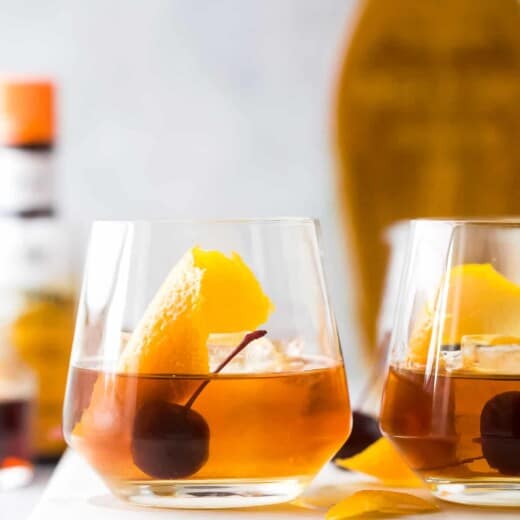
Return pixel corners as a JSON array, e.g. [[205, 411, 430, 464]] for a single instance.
[[29, 450, 520, 519], [3, 465, 55, 520], [0, 0, 366, 392]]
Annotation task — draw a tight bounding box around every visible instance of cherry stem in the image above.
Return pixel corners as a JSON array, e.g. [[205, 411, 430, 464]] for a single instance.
[[184, 330, 267, 409]]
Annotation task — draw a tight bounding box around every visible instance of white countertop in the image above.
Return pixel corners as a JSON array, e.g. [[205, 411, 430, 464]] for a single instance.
[[25, 450, 520, 519], [3, 465, 55, 520]]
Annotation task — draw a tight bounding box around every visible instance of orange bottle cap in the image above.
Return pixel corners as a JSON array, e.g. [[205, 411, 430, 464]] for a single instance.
[[0, 78, 55, 146]]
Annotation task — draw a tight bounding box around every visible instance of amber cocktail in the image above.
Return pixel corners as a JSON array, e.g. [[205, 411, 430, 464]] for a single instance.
[[63, 220, 351, 508], [382, 365, 520, 491], [380, 220, 520, 506], [65, 355, 349, 499]]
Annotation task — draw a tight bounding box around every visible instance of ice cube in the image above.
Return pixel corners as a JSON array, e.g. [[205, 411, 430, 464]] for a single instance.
[[207, 332, 304, 373], [440, 343, 462, 372], [461, 334, 520, 374]]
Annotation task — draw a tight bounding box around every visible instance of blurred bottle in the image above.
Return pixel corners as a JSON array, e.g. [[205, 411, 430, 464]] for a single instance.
[[0, 79, 76, 462], [334, 0, 520, 359], [0, 324, 35, 489], [0, 80, 55, 217]]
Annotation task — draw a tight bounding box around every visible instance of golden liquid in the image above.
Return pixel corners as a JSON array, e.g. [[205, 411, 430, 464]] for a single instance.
[[11, 293, 76, 459], [334, 0, 520, 356], [64, 361, 351, 483], [381, 366, 520, 482]]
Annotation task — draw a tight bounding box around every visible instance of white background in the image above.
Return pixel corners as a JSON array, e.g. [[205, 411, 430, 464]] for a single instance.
[[0, 0, 365, 387]]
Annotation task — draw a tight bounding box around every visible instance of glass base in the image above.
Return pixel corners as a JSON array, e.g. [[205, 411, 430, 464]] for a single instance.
[[111, 477, 310, 509], [429, 480, 520, 507]]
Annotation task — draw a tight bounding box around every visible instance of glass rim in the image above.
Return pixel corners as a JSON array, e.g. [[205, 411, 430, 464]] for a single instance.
[[410, 217, 520, 226], [90, 216, 319, 226]]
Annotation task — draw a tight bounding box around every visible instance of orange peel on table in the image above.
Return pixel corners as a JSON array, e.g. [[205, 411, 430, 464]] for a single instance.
[[326, 490, 439, 519], [336, 437, 424, 488], [409, 263, 520, 365], [73, 247, 273, 477]]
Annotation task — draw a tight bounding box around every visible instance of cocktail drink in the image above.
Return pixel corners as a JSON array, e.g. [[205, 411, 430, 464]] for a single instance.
[[380, 220, 520, 506], [382, 362, 520, 480], [63, 220, 351, 508], [65, 355, 348, 485]]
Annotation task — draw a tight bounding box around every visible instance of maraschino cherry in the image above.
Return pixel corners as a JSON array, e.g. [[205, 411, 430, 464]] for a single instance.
[[480, 391, 520, 475], [131, 330, 267, 479]]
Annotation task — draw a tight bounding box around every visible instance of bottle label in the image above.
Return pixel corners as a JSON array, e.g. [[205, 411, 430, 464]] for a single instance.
[[0, 148, 54, 213], [0, 219, 72, 292]]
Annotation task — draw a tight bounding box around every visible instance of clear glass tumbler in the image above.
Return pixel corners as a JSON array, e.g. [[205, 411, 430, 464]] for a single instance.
[[63, 219, 351, 508], [381, 219, 520, 507]]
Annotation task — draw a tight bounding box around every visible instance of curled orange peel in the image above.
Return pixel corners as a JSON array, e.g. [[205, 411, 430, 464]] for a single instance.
[[409, 263, 520, 365], [335, 437, 424, 488], [326, 490, 439, 519]]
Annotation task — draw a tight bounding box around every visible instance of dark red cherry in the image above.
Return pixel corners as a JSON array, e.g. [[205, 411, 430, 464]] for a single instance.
[[334, 410, 381, 462], [130, 331, 267, 479], [480, 391, 520, 475], [131, 400, 209, 479]]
